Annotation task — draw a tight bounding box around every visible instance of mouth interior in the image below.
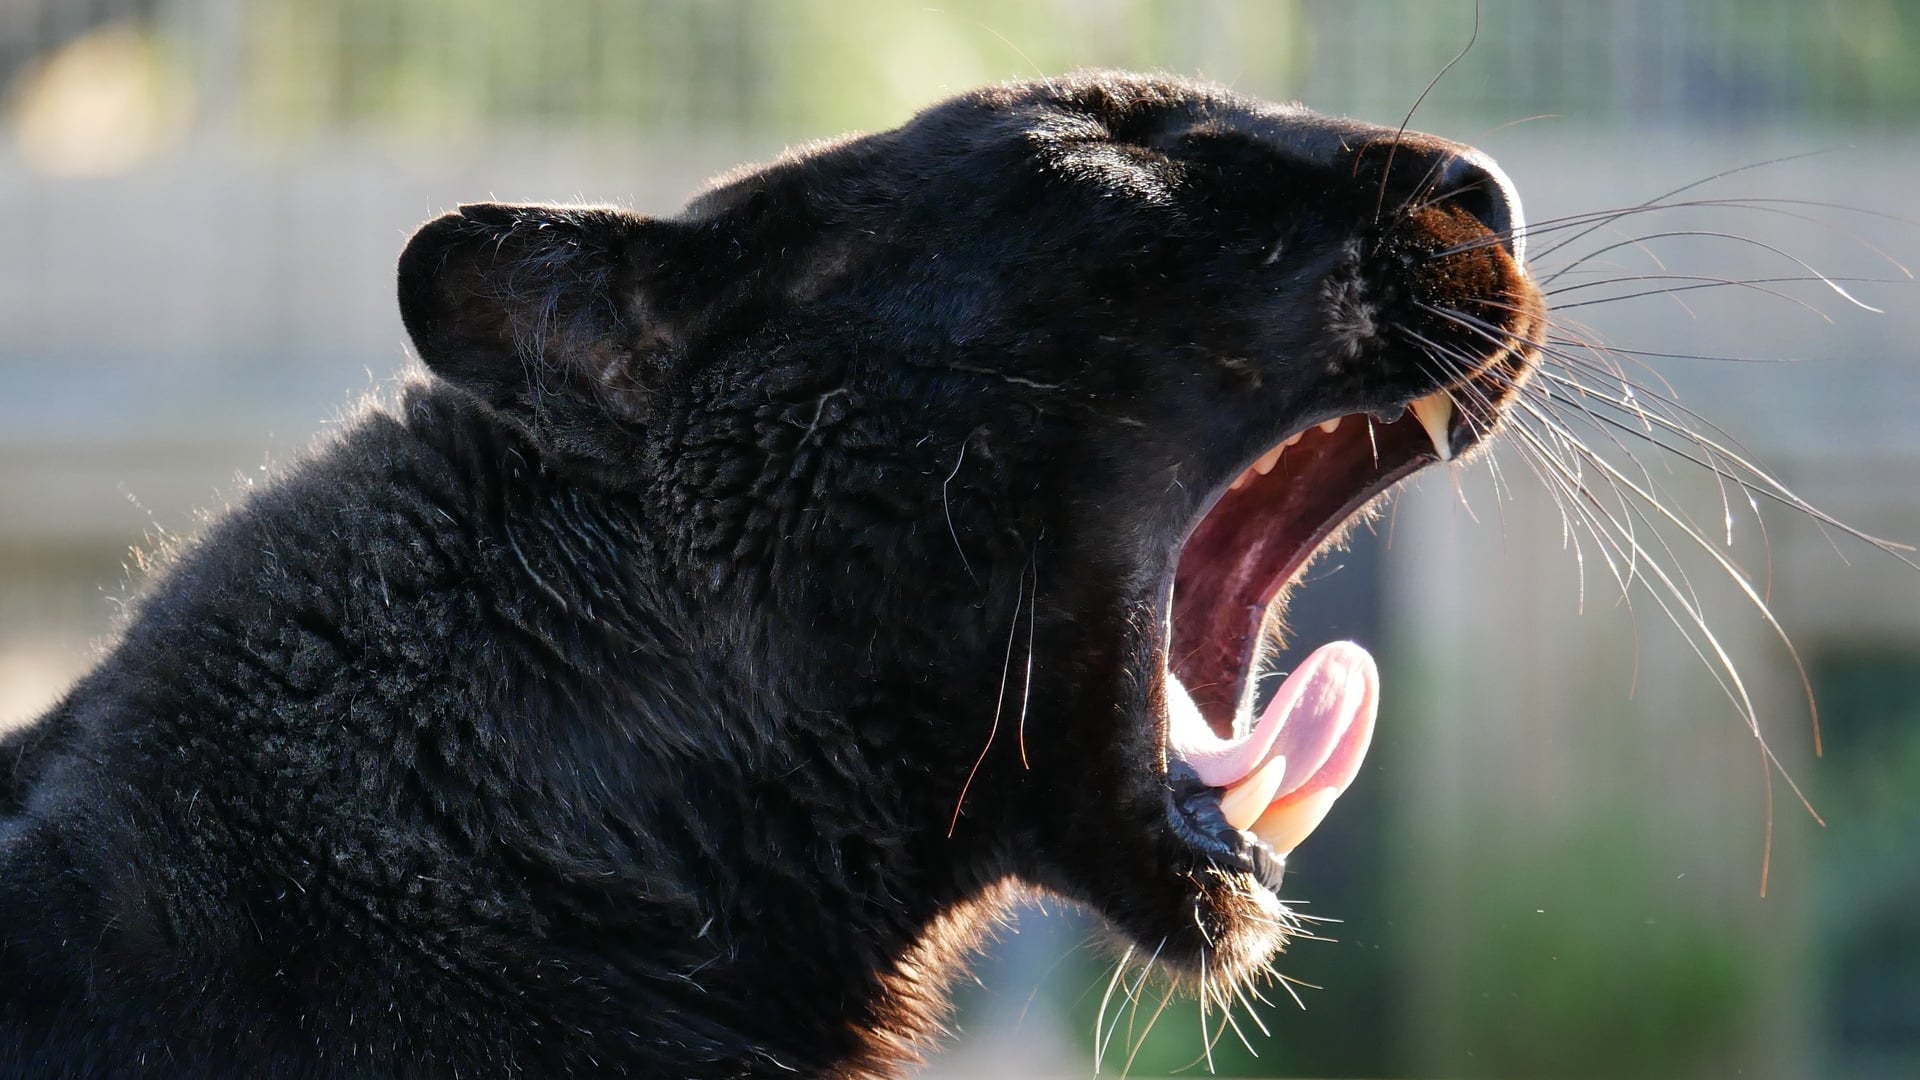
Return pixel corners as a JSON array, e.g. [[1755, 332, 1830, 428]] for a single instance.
[[1163, 402, 1452, 859]]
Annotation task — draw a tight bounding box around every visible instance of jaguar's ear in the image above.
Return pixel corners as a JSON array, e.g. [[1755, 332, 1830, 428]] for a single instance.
[[397, 202, 689, 437]]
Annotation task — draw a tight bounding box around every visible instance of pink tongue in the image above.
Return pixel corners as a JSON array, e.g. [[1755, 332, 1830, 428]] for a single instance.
[[1168, 641, 1378, 853]]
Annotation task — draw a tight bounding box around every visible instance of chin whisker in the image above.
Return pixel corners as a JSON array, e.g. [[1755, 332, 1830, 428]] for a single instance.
[[1197, 948, 1218, 1073], [1121, 980, 1177, 1080], [1093, 943, 1135, 1076], [1099, 935, 1163, 1075], [1269, 969, 1316, 1011], [1231, 977, 1272, 1039]]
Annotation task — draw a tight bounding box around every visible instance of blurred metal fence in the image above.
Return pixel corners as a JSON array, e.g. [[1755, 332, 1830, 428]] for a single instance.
[[1, 1, 1914, 395], [2, 1, 1911, 552], [7, 1, 1920, 144]]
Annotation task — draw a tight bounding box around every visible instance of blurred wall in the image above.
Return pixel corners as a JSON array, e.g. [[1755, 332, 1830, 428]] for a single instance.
[[3, 2, 1918, 1077]]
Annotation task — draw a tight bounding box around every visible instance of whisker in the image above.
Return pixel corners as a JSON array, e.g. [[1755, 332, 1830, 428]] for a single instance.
[[1197, 950, 1218, 1073], [947, 561, 1029, 836], [1511, 408, 1829, 896], [1434, 194, 1920, 262], [1016, 554, 1037, 770], [1274, 971, 1319, 1007], [1214, 973, 1257, 1059], [1545, 338, 1811, 365], [1121, 982, 1176, 1080], [1372, 0, 1481, 225], [1547, 273, 1881, 318], [1543, 230, 1889, 311], [1231, 979, 1272, 1038], [1436, 304, 1915, 564], [1093, 943, 1135, 1076], [1108, 936, 1164, 1070], [1547, 271, 1899, 317], [1527, 147, 1851, 264], [1411, 302, 1861, 843]]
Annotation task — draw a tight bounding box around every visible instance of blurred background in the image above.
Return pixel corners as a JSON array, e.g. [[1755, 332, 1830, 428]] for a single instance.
[[2, 1, 1917, 1076]]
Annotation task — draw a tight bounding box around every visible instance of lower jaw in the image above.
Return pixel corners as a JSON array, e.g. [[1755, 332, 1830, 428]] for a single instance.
[[1161, 638, 1378, 863], [1164, 754, 1291, 895]]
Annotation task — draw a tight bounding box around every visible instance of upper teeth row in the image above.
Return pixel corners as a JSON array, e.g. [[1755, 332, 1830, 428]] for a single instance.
[[1227, 390, 1455, 492]]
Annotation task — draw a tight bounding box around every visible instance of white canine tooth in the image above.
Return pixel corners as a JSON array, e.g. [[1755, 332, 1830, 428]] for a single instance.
[[1409, 390, 1455, 461], [1250, 787, 1341, 858], [1219, 755, 1290, 831], [1318, 417, 1342, 434], [1230, 469, 1252, 491], [1282, 431, 1305, 447], [1252, 444, 1284, 476]]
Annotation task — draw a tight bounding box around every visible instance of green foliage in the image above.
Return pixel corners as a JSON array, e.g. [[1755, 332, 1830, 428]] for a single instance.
[[230, 0, 1920, 141], [1440, 827, 1754, 1077], [1810, 653, 1920, 1071], [237, 0, 1308, 139]]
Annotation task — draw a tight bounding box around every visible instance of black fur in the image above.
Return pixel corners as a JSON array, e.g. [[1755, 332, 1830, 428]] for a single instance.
[[0, 73, 1537, 1077]]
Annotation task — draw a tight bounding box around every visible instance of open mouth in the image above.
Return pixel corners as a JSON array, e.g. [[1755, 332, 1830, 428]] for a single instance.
[[1161, 385, 1484, 883]]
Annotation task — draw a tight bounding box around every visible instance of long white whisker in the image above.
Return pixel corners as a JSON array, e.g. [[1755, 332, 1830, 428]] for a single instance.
[[1093, 943, 1135, 1076], [1122, 982, 1176, 1080], [1544, 229, 1890, 311], [947, 562, 1028, 836]]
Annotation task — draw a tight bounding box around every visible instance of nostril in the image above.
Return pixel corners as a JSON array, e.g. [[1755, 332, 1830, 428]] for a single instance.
[[1435, 152, 1526, 265]]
